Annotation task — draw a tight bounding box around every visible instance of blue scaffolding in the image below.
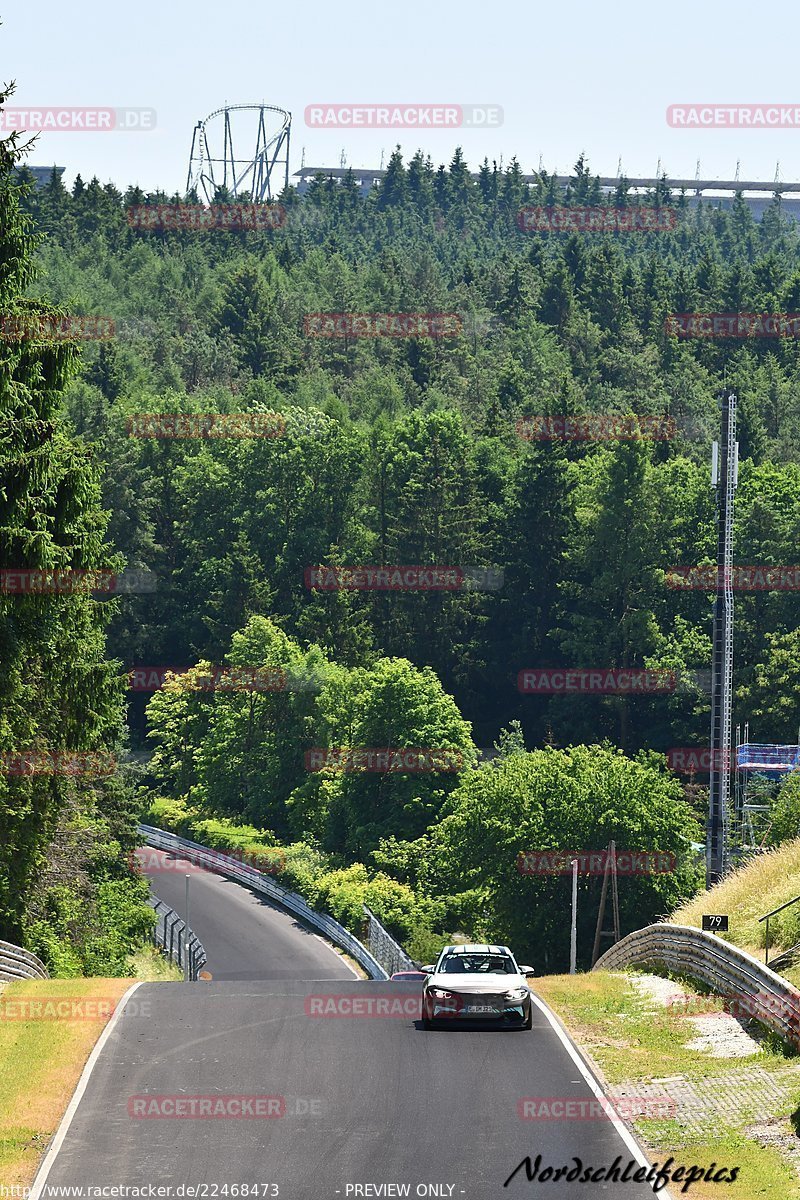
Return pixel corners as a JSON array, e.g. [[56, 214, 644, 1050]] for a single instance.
[[735, 734, 800, 847], [737, 743, 800, 774]]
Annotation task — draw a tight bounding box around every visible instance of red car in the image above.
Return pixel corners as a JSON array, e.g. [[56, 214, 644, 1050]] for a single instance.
[[390, 970, 427, 981]]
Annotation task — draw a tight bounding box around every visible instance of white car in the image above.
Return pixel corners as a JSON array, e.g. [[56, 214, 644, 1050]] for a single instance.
[[420, 943, 534, 1029]]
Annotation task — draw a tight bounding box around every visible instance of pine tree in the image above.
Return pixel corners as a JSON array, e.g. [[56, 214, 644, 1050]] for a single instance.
[[0, 86, 130, 945]]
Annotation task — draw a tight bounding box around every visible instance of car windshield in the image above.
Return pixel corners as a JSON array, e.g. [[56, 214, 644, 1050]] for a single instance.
[[438, 953, 517, 974]]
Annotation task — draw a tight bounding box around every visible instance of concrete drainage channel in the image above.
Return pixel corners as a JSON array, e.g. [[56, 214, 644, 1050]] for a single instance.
[[594, 922, 800, 1050]]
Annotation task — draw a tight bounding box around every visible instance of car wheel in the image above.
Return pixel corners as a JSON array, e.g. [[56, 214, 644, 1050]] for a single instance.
[[521, 1005, 533, 1030]]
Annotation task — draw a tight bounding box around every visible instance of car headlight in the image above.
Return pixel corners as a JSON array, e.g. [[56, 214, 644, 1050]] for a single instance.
[[505, 987, 528, 1001], [430, 987, 454, 999]]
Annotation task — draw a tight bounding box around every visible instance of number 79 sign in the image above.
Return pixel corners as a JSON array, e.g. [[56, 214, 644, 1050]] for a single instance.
[[702, 914, 729, 932]]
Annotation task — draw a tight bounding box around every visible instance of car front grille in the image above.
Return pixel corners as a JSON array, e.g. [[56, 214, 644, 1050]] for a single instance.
[[455, 992, 504, 1011]]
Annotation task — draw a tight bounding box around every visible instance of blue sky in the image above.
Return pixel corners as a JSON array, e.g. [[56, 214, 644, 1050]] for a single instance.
[[3, 0, 799, 193]]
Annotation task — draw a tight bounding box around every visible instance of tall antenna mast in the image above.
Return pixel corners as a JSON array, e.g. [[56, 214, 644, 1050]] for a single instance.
[[707, 389, 738, 885]]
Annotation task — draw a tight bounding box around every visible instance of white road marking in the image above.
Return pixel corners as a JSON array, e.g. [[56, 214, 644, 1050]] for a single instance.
[[311, 933, 362, 979], [528, 991, 675, 1200], [29, 983, 143, 1200]]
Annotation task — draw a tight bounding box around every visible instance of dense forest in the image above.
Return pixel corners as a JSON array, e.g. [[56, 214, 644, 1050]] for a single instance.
[[5, 125, 800, 971]]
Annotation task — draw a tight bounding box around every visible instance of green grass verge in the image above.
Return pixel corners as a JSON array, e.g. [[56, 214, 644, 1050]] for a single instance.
[[0, 978, 133, 1187], [534, 970, 800, 1200], [129, 944, 183, 981]]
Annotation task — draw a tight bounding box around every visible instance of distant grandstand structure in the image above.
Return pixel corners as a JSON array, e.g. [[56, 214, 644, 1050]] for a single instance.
[[293, 166, 800, 218], [14, 165, 64, 188]]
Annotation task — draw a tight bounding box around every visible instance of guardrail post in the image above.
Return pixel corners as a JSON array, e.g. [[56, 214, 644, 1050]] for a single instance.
[[184, 875, 191, 982]]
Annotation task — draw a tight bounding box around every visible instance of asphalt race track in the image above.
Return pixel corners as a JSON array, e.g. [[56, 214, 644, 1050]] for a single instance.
[[139, 850, 354, 981], [31, 854, 664, 1199]]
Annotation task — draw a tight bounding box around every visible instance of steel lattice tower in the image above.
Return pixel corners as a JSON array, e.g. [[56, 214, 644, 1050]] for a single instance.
[[707, 389, 738, 885]]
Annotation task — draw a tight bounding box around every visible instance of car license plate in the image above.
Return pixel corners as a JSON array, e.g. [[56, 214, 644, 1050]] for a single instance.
[[463, 1004, 496, 1013]]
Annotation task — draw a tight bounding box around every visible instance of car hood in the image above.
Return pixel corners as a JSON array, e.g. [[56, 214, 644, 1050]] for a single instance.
[[425, 972, 529, 993]]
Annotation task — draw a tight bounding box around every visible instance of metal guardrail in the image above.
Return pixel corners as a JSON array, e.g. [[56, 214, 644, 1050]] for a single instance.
[[148, 897, 207, 980], [138, 825, 390, 979], [0, 938, 48, 981], [593, 922, 800, 1048], [763, 939, 800, 973], [362, 905, 416, 976], [758, 893, 800, 965]]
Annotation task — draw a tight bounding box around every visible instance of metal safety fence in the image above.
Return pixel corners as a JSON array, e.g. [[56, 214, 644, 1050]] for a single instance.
[[0, 938, 48, 981], [148, 896, 207, 980], [362, 905, 416, 977]]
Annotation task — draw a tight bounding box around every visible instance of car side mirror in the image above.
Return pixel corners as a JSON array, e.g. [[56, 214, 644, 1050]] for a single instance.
[[420, 965, 435, 974], [519, 965, 534, 975]]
